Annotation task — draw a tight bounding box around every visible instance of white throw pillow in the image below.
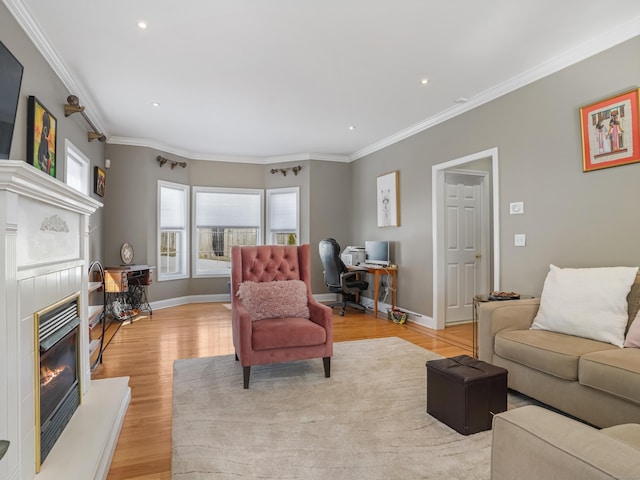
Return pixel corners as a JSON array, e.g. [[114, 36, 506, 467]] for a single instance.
[[530, 264, 639, 347]]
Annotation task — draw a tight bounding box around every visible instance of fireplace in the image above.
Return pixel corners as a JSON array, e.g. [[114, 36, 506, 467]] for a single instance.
[[0, 161, 130, 480], [35, 295, 81, 471]]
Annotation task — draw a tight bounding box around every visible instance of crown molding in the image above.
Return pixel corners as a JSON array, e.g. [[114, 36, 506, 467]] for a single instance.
[[263, 153, 351, 164], [107, 137, 351, 164], [351, 16, 640, 161], [107, 136, 264, 164], [3, 0, 108, 136]]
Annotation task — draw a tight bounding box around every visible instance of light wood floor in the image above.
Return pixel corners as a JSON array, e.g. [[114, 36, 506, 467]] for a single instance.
[[92, 303, 473, 480]]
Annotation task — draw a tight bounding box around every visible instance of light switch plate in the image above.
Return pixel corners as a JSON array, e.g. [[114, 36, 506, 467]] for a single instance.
[[510, 202, 524, 214], [514, 234, 526, 247]]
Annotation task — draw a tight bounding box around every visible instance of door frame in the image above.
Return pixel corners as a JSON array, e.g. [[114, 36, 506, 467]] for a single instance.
[[432, 147, 501, 330]]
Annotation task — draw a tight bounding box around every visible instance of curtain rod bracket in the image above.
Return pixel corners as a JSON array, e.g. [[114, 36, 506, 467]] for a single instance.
[[64, 94, 106, 142], [270, 165, 302, 176], [157, 155, 186, 169]]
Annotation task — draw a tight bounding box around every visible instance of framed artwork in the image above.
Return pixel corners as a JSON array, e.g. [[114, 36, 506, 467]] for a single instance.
[[580, 89, 640, 172], [27, 96, 57, 177], [94, 166, 106, 197], [376, 171, 399, 227]]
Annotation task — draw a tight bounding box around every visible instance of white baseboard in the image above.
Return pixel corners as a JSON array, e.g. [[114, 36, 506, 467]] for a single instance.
[[149, 293, 439, 329]]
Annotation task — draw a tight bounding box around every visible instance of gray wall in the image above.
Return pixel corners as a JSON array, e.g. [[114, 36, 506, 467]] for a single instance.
[[308, 160, 352, 292], [349, 34, 640, 317], [103, 145, 352, 301], [1, 3, 105, 261], [7, 0, 638, 314]]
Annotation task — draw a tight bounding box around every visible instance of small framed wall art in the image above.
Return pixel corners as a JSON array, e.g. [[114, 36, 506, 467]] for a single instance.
[[94, 166, 106, 197], [580, 89, 640, 172], [27, 96, 57, 177], [376, 170, 399, 227]]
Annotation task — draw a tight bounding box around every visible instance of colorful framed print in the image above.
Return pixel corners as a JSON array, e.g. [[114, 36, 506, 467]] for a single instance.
[[94, 166, 106, 197], [376, 171, 399, 227], [580, 89, 640, 172], [27, 96, 57, 177]]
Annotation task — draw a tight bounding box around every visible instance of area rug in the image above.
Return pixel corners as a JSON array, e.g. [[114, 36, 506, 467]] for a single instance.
[[172, 337, 526, 480]]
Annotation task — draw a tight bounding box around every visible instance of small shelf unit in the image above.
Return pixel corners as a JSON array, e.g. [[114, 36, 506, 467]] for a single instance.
[[88, 261, 106, 370], [88, 261, 129, 371]]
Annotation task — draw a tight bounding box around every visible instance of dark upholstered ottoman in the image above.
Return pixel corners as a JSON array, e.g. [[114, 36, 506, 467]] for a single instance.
[[426, 355, 507, 435]]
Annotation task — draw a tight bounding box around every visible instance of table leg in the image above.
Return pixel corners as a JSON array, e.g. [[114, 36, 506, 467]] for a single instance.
[[373, 270, 380, 317], [391, 270, 396, 309], [473, 298, 478, 358]]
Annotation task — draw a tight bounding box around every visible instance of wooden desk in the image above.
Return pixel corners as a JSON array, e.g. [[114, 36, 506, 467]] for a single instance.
[[105, 264, 153, 292], [348, 265, 398, 318], [105, 265, 154, 320]]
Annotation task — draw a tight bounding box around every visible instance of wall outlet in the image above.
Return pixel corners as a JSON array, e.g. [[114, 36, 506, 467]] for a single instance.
[[514, 234, 526, 247]]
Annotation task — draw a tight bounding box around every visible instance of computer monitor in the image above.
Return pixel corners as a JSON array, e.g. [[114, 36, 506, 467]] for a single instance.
[[365, 240, 390, 266]]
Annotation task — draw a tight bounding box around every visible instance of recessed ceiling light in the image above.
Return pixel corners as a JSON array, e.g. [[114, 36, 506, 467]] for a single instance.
[[138, 21, 148, 29], [348, 125, 356, 131], [152, 102, 160, 107], [420, 78, 430, 85]]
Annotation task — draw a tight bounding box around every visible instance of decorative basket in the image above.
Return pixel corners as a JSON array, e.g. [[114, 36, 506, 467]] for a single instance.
[[387, 307, 407, 324]]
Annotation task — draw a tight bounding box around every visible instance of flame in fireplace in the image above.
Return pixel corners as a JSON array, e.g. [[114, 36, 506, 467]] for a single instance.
[[40, 365, 69, 388]]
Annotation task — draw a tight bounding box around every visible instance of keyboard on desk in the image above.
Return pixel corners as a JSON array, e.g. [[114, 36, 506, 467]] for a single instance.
[[360, 263, 385, 269]]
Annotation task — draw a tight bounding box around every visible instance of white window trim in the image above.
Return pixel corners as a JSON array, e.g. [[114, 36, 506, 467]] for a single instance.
[[157, 180, 190, 281], [64, 139, 90, 195], [192, 186, 264, 278], [266, 186, 300, 245]]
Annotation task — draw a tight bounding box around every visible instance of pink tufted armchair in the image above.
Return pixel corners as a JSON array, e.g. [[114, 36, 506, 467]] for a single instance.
[[230, 244, 333, 388]]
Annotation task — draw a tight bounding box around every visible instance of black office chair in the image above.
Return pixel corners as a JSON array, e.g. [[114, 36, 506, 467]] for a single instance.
[[319, 238, 369, 316]]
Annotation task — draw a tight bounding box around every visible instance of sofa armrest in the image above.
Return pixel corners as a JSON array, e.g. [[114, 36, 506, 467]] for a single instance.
[[477, 298, 540, 363], [308, 300, 333, 328], [308, 300, 334, 351], [491, 406, 640, 480]]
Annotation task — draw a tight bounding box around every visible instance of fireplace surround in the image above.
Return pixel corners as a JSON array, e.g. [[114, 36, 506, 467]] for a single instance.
[[0, 161, 130, 480]]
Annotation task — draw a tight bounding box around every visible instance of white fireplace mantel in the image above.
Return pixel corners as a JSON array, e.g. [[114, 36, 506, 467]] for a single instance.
[[0, 161, 130, 480]]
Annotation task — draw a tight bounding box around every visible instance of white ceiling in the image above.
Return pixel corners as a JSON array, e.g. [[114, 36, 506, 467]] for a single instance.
[[6, 0, 640, 162]]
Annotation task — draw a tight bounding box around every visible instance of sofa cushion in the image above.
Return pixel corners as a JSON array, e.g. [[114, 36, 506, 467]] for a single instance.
[[579, 348, 640, 405], [626, 273, 640, 330], [251, 317, 326, 350], [530, 265, 639, 347], [602, 424, 640, 451], [495, 329, 617, 380]]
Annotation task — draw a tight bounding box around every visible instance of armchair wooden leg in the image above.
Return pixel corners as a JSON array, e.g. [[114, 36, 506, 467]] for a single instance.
[[323, 357, 331, 378], [243, 366, 251, 389]]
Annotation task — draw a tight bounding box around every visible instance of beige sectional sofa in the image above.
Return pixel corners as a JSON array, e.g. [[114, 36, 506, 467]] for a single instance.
[[478, 275, 640, 428], [491, 406, 640, 480]]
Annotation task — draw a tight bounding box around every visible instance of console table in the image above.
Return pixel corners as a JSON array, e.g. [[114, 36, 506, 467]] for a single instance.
[[105, 265, 154, 321], [348, 265, 398, 318]]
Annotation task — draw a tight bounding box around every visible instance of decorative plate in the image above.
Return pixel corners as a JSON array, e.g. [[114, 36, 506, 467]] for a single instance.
[[120, 242, 134, 264]]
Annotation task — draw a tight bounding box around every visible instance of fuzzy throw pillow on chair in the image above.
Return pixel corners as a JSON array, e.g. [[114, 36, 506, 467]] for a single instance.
[[237, 280, 310, 321]]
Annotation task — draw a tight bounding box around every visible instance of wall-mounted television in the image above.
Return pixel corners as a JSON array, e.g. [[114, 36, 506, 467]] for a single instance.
[[0, 40, 24, 160], [365, 240, 390, 266]]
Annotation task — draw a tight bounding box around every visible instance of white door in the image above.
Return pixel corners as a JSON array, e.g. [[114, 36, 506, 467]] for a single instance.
[[444, 172, 487, 324]]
